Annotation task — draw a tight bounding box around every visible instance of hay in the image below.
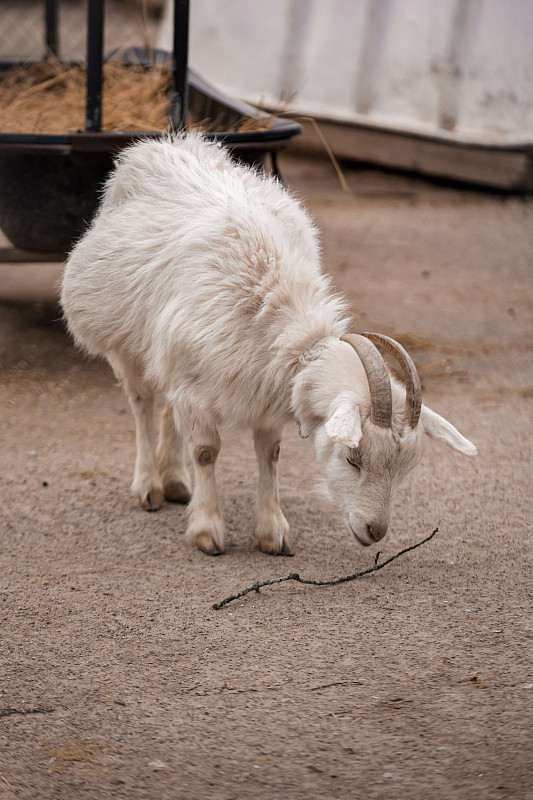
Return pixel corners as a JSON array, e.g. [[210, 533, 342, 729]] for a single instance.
[[0, 61, 272, 136]]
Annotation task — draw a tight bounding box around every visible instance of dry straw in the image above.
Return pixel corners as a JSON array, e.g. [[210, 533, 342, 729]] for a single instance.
[[0, 61, 272, 135]]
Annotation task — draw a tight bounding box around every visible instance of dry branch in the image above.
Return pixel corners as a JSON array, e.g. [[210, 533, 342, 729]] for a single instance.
[[213, 527, 438, 609], [0, 705, 54, 718]]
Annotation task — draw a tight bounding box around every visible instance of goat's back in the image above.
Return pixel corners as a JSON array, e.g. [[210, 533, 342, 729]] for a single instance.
[[61, 134, 345, 427]]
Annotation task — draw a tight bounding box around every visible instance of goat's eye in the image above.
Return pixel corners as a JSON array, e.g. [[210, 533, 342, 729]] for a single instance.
[[346, 455, 361, 471]]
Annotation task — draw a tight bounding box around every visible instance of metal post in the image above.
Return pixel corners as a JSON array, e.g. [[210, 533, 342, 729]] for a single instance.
[[170, 0, 190, 131], [45, 0, 59, 57], [85, 0, 105, 132]]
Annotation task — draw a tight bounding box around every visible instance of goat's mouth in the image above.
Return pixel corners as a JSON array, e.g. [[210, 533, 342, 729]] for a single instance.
[[348, 523, 372, 548]]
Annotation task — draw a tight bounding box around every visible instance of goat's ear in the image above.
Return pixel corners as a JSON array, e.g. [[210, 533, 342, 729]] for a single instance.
[[420, 405, 477, 456], [325, 395, 363, 448]]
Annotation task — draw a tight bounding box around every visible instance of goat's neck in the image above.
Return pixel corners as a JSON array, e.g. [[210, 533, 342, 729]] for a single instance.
[[290, 337, 370, 437]]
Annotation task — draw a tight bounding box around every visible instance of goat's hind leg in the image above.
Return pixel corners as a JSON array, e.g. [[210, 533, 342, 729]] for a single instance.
[[254, 428, 292, 555], [156, 402, 191, 504], [107, 353, 163, 511]]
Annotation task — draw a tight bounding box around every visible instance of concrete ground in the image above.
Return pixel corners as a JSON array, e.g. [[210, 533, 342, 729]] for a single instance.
[[0, 153, 532, 799]]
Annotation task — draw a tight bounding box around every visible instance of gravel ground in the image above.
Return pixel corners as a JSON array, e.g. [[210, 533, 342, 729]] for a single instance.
[[0, 153, 532, 799]]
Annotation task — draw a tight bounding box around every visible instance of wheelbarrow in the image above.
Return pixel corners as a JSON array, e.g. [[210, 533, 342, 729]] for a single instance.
[[0, 0, 301, 256]]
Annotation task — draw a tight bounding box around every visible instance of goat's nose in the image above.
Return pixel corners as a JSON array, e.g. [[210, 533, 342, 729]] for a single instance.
[[367, 523, 387, 542]]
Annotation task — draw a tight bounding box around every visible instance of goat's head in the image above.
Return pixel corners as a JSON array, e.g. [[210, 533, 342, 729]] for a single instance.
[[308, 333, 477, 546]]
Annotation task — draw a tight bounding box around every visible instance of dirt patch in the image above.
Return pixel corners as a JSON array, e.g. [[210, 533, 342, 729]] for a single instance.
[[43, 743, 104, 764], [0, 155, 532, 799]]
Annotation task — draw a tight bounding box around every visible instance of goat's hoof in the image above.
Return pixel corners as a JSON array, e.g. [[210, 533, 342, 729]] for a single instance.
[[194, 532, 225, 556], [258, 534, 294, 556], [164, 480, 191, 504], [140, 488, 164, 511]]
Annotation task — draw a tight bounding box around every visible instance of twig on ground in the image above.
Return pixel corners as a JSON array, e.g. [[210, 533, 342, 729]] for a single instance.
[[308, 680, 364, 691], [212, 527, 438, 610], [0, 705, 54, 718], [322, 709, 354, 718]]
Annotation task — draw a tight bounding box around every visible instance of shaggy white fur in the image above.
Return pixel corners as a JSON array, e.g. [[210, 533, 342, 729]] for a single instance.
[[61, 133, 476, 555]]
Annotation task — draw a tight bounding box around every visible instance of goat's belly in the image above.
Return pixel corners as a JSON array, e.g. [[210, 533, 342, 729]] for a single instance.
[[162, 360, 292, 433]]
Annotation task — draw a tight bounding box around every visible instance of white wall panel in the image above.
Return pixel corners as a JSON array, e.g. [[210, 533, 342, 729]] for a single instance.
[[158, 0, 533, 145]]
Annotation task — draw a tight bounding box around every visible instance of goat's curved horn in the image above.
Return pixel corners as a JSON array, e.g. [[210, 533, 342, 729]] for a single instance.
[[340, 334, 392, 428], [362, 332, 422, 428]]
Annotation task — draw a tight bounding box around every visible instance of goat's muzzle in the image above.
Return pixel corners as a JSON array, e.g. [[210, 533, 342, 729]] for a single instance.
[[367, 522, 388, 543], [349, 519, 389, 547]]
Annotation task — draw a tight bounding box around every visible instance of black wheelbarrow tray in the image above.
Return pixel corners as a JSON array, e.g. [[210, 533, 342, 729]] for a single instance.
[[0, 63, 301, 254]]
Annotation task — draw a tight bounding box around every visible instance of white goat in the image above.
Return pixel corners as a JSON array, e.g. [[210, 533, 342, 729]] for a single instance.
[[61, 133, 476, 555]]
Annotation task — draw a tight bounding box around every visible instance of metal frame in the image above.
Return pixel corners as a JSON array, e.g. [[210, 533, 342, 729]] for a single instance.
[[84, 0, 190, 133], [43, 0, 190, 134], [0, 0, 300, 260]]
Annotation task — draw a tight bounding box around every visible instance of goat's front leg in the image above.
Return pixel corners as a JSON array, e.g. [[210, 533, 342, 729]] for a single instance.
[[186, 422, 225, 555], [254, 429, 292, 555]]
